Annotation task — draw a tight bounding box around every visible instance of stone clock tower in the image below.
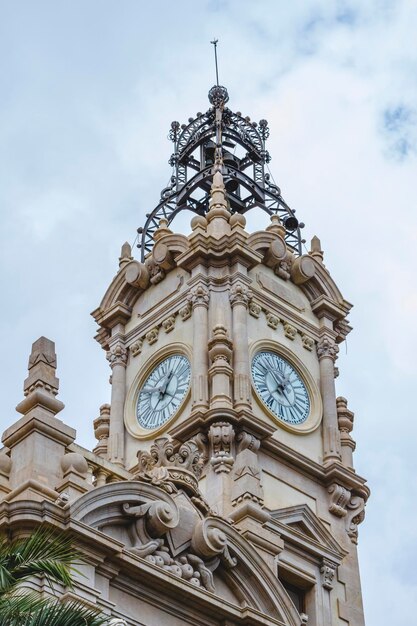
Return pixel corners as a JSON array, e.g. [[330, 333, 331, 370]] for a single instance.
[[0, 85, 369, 626]]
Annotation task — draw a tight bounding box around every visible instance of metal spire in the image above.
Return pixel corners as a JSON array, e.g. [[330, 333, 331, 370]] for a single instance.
[[210, 38, 219, 86]]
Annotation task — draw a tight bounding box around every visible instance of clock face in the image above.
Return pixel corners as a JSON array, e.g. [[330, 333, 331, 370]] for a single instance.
[[251, 351, 310, 425], [136, 355, 191, 430]]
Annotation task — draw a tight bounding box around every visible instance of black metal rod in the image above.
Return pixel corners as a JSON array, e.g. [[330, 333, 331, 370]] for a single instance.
[[211, 38, 219, 86]]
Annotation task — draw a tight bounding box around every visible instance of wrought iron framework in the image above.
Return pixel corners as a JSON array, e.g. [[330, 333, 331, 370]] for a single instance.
[[137, 86, 304, 260]]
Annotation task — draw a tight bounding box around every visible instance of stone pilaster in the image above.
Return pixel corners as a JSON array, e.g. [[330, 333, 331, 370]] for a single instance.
[[317, 335, 341, 464], [230, 283, 252, 410], [107, 341, 128, 467], [188, 285, 210, 410]]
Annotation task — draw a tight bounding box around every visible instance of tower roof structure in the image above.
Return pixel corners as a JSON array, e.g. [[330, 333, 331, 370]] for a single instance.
[[137, 86, 304, 260]]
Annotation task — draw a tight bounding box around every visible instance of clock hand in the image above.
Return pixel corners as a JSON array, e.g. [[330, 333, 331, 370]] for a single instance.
[[142, 384, 164, 394], [270, 370, 287, 392]]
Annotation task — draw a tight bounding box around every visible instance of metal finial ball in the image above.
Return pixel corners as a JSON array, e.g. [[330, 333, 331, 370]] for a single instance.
[[208, 85, 229, 107]]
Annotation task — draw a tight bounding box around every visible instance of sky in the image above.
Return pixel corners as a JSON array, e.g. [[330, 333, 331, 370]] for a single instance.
[[1, 0, 416, 623]]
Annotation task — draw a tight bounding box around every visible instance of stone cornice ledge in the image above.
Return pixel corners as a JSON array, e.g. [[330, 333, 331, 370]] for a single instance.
[[170, 407, 275, 442], [262, 438, 369, 500]]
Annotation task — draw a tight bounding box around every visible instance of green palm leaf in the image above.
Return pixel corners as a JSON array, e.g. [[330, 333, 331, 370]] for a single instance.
[[0, 527, 110, 625]]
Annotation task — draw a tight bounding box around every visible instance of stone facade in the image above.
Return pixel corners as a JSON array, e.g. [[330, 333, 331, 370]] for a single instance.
[[0, 96, 369, 626]]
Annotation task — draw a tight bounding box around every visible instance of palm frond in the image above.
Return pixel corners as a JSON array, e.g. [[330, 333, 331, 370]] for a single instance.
[[0, 592, 108, 626], [0, 527, 78, 592]]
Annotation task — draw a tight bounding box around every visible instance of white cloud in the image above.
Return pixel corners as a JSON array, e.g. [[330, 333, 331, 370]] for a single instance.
[[0, 1, 416, 623]]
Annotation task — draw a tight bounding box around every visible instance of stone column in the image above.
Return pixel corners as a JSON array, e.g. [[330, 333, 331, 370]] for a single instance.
[[317, 335, 341, 464], [106, 342, 128, 467], [230, 283, 251, 410], [188, 285, 210, 410]]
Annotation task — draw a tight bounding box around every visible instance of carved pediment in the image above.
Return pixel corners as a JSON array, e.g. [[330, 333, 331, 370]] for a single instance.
[[270, 504, 347, 562], [71, 481, 303, 625]]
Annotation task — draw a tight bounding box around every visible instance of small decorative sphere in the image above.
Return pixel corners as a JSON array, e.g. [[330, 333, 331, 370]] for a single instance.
[[61, 452, 88, 476], [208, 85, 229, 107], [190, 215, 208, 230], [229, 213, 246, 228], [0, 451, 11, 476]]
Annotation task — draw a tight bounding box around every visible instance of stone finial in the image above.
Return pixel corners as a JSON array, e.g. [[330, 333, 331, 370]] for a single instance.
[[93, 404, 110, 458], [336, 397, 356, 469], [266, 214, 286, 238], [309, 235, 324, 263], [16, 337, 64, 417], [119, 242, 133, 269], [153, 217, 173, 241], [206, 170, 231, 238]]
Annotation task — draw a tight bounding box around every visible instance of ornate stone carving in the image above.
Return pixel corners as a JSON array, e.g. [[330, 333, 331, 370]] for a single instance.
[[109, 619, 128, 626], [146, 327, 159, 345], [275, 257, 292, 281], [283, 322, 297, 340], [321, 558, 337, 590], [162, 316, 176, 333], [145, 257, 165, 285], [130, 339, 143, 357], [208, 422, 235, 474], [317, 336, 339, 362], [229, 283, 251, 308], [301, 334, 314, 351], [266, 312, 280, 329], [122, 493, 236, 592], [136, 437, 204, 495], [248, 301, 262, 318], [300, 613, 309, 625], [106, 343, 128, 368], [328, 483, 350, 517], [188, 285, 209, 308], [179, 302, 192, 321], [346, 495, 365, 544]]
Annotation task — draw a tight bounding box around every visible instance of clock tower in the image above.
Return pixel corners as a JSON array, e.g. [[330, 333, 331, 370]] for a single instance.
[[1, 84, 369, 626]]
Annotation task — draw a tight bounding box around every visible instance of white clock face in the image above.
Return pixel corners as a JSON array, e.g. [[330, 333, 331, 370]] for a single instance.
[[251, 351, 310, 425], [136, 355, 191, 430]]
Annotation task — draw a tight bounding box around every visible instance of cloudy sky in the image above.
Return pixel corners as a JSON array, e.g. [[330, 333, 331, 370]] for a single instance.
[[1, 0, 416, 622]]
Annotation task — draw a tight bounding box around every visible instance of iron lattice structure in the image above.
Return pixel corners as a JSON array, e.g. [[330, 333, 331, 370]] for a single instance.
[[137, 86, 304, 261]]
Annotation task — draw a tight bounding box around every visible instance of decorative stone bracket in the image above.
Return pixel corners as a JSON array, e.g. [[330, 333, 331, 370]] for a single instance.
[[320, 558, 338, 590], [208, 422, 235, 474], [328, 483, 366, 544]]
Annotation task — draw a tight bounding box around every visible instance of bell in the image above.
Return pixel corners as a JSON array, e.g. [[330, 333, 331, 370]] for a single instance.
[[204, 146, 215, 166], [225, 178, 239, 192], [283, 215, 299, 231]]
